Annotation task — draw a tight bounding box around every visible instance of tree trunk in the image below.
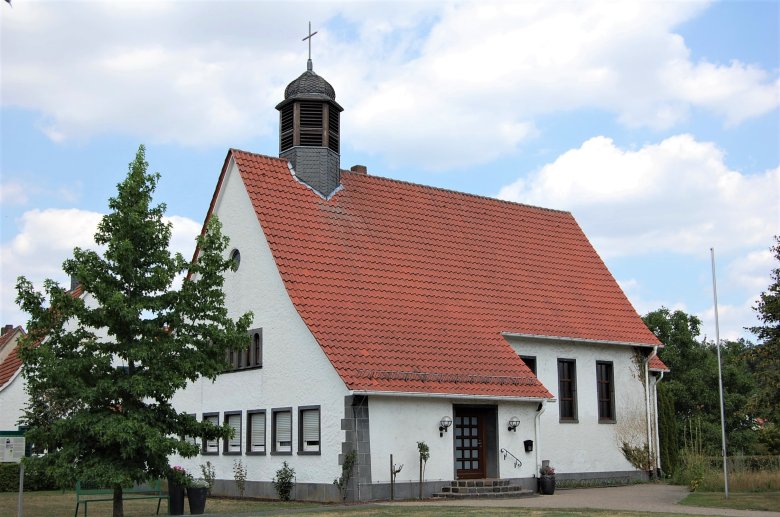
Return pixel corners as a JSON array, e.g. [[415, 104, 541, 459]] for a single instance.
[[113, 485, 124, 517]]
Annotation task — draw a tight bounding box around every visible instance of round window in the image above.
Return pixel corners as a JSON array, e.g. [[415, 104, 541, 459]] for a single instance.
[[230, 249, 241, 271]]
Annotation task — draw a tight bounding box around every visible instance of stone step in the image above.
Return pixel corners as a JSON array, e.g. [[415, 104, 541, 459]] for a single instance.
[[433, 489, 536, 499], [441, 485, 522, 494], [449, 479, 511, 488]]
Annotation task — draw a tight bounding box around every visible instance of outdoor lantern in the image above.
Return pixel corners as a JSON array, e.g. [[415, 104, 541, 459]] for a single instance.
[[439, 416, 453, 437], [508, 416, 521, 432]]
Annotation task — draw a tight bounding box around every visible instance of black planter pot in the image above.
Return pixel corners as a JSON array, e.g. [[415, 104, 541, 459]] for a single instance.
[[187, 486, 208, 515], [168, 480, 186, 515], [540, 475, 556, 495]]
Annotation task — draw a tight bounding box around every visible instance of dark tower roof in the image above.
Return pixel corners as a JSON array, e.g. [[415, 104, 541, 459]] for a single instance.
[[284, 70, 337, 102]]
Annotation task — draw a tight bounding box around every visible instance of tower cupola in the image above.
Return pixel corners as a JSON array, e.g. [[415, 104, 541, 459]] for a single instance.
[[276, 24, 343, 197]]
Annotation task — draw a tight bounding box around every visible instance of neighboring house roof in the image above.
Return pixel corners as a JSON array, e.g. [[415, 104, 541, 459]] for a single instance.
[[0, 326, 24, 389], [206, 149, 661, 398], [649, 355, 670, 372]]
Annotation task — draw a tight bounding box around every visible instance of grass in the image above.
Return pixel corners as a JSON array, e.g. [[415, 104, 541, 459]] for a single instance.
[[1, 490, 319, 516], [681, 491, 780, 512], [8, 488, 780, 516], [289, 509, 695, 517], [697, 468, 780, 492]]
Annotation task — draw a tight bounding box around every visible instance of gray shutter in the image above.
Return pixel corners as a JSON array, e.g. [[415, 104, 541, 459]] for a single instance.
[[250, 413, 265, 452], [302, 409, 319, 449], [206, 415, 219, 452], [276, 411, 291, 451], [228, 414, 241, 452]]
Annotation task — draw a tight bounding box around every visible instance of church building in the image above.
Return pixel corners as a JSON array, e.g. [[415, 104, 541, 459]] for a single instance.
[[169, 50, 669, 502]]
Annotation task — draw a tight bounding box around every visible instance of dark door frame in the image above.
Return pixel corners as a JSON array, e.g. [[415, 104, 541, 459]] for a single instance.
[[452, 405, 497, 480]]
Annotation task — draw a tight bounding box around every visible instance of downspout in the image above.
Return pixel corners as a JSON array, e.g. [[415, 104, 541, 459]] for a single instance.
[[653, 371, 665, 475], [534, 400, 546, 479], [644, 346, 658, 478]]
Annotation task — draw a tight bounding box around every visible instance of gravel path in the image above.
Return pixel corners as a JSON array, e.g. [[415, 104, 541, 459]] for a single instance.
[[380, 484, 780, 516]]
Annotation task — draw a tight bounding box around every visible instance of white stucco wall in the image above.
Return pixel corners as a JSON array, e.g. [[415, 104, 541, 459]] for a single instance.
[[0, 371, 26, 431], [508, 337, 650, 475], [170, 159, 350, 484], [367, 396, 540, 483]]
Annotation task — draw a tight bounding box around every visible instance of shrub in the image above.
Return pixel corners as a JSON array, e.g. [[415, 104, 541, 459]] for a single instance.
[[273, 461, 295, 501], [199, 461, 216, 495], [233, 459, 247, 498], [333, 450, 357, 500]]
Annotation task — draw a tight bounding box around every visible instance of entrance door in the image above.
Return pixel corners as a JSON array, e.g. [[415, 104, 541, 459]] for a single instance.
[[454, 412, 485, 479]]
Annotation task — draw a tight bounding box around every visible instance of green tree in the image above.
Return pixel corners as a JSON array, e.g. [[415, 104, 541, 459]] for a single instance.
[[16, 146, 252, 517], [748, 235, 780, 453], [657, 383, 678, 475], [643, 308, 759, 455]]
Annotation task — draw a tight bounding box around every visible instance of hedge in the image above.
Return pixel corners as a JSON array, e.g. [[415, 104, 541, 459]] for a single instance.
[[0, 462, 59, 492]]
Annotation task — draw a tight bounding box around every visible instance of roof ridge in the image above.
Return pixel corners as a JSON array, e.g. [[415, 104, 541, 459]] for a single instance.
[[342, 169, 572, 215], [229, 148, 571, 215]]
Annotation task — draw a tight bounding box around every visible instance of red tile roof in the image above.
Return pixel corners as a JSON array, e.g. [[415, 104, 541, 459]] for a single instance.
[[213, 149, 660, 398], [0, 326, 24, 389], [649, 355, 670, 372]]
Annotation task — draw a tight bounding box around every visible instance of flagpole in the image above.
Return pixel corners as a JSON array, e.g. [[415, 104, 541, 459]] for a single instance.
[[710, 247, 729, 498]]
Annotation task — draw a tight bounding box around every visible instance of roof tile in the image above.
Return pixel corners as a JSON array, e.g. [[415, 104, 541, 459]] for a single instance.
[[224, 150, 660, 398]]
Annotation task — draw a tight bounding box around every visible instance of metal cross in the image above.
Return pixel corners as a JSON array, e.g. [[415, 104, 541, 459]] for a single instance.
[[302, 21, 318, 71]]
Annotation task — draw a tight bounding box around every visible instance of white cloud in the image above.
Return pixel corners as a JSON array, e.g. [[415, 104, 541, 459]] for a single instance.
[[1, 208, 200, 327], [498, 134, 779, 258], [1, 1, 777, 168], [699, 297, 760, 343], [0, 182, 29, 205], [498, 134, 778, 340]]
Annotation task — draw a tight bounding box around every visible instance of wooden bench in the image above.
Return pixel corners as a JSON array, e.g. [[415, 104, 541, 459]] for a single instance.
[[74, 479, 165, 517]]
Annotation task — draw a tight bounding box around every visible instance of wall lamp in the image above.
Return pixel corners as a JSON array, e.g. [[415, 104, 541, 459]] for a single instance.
[[439, 416, 453, 437], [508, 416, 521, 432]]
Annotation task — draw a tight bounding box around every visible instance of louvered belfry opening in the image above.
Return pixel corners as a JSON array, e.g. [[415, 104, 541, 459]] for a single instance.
[[276, 66, 344, 196], [278, 100, 340, 153]]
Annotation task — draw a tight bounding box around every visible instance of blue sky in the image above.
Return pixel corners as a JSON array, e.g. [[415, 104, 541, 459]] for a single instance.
[[1, 0, 778, 342]]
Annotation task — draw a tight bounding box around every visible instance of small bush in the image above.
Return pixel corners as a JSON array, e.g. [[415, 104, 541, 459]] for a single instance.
[[273, 461, 295, 501], [233, 459, 247, 498]]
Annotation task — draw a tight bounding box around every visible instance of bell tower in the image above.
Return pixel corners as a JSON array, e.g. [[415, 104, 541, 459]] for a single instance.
[[276, 24, 343, 197]]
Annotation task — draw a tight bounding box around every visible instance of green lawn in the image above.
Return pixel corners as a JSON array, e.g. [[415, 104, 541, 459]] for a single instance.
[[7, 489, 778, 517], [294, 510, 694, 517], [1, 490, 319, 516], [680, 491, 780, 512]]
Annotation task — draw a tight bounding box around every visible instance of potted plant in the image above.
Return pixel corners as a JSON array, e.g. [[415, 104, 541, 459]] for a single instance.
[[168, 466, 189, 515], [539, 464, 556, 495], [187, 478, 210, 515]]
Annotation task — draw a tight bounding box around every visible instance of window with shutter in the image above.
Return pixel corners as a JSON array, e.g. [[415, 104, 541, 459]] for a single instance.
[[272, 408, 292, 454], [203, 413, 219, 454], [248, 410, 266, 454], [299, 407, 320, 453], [224, 412, 241, 454]]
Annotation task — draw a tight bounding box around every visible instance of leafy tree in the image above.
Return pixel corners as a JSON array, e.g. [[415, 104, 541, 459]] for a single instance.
[[748, 235, 780, 453], [16, 146, 252, 517], [643, 308, 759, 455]]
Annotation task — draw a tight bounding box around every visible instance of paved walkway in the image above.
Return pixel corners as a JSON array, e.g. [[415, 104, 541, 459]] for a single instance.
[[381, 484, 780, 516]]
